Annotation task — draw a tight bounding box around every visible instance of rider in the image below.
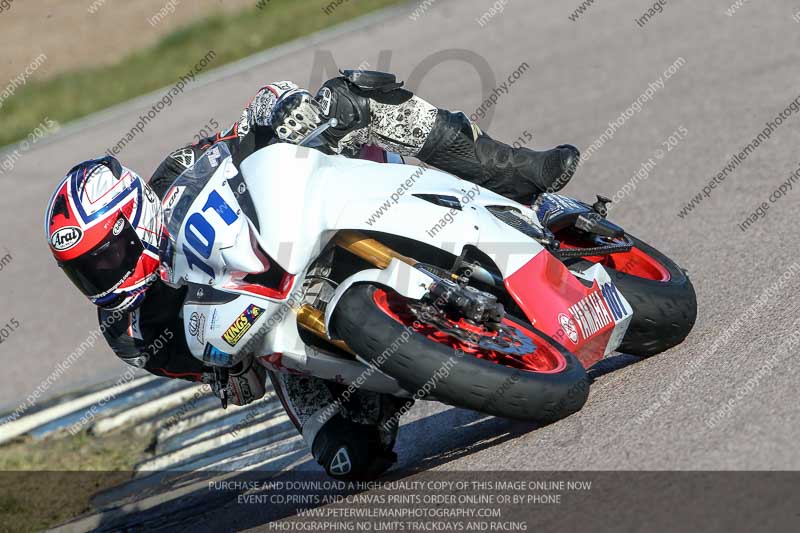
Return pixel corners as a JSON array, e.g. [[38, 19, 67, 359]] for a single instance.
[[45, 71, 580, 479]]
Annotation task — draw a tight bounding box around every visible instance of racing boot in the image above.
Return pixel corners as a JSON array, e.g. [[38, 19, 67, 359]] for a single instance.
[[417, 110, 581, 203], [316, 70, 580, 203]]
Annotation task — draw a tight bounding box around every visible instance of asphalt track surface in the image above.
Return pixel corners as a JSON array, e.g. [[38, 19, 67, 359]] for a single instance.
[[2, 0, 799, 499]]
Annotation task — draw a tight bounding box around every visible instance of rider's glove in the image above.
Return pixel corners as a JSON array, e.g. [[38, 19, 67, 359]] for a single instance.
[[204, 357, 267, 407], [228, 357, 267, 406], [269, 89, 324, 144]]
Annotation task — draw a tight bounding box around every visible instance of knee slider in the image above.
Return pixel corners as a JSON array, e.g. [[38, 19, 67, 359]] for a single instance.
[[316, 70, 412, 125], [341, 69, 404, 92]]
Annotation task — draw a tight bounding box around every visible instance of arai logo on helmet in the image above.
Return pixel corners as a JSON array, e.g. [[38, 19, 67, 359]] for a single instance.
[[50, 226, 83, 251], [112, 218, 125, 236]]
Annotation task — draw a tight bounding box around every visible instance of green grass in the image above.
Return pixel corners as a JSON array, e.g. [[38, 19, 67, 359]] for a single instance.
[[0, 0, 406, 148], [0, 429, 153, 532]]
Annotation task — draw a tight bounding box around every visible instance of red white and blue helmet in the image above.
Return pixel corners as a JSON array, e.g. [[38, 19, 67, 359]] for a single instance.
[[45, 156, 165, 312]]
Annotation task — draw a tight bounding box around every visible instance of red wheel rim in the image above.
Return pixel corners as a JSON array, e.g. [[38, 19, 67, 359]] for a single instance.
[[372, 289, 567, 374], [558, 233, 671, 282]]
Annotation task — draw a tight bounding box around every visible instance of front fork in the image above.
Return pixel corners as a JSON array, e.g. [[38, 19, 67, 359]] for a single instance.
[[299, 230, 504, 345], [296, 230, 420, 347]]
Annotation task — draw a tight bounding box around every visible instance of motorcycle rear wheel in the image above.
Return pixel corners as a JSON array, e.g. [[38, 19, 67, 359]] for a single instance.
[[331, 284, 589, 423], [562, 233, 697, 357]]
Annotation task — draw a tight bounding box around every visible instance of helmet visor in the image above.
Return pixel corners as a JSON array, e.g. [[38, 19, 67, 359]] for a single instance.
[[59, 216, 144, 299]]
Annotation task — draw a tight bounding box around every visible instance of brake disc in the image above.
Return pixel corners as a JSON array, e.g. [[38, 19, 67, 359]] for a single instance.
[[408, 303, 535, 357]]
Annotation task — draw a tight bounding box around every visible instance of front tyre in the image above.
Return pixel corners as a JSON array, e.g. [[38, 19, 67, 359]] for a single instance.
[[331, 284, 590, 423]]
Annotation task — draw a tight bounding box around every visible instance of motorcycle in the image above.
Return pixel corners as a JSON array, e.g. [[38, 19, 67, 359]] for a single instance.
[[160, 123, 696, 422]]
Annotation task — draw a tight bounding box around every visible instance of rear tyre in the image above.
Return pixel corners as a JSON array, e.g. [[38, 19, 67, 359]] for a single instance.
[[568, 235, 697, 357], [331, 284, 590, 423]]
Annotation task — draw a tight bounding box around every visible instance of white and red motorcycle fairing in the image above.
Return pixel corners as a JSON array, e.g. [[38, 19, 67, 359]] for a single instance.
[[162, 142, 632, 397]]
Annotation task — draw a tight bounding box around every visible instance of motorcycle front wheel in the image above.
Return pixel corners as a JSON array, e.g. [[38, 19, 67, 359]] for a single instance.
[[331, 284, 589, 423]]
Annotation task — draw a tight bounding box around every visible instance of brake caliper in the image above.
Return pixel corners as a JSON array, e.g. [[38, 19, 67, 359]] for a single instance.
[[412, 279, 535, 357], [427, 278, 504, 327]]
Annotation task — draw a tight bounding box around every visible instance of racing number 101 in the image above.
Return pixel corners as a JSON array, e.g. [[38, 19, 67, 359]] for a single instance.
[[183, 190, 238, 277], [601, 282, 626, 321]]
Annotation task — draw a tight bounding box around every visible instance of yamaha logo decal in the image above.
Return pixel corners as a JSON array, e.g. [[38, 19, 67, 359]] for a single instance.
[[50, 226, 83, 251]]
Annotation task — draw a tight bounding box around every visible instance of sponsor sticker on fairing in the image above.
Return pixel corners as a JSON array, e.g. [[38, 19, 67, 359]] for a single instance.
[[206, 146, 221, 168], [189, 312, 205, 344], [163, 185, 185, 212], [568, 290, 614, 340], [558, 313, 579, 343], [203, 344, 234, 366], [222, 304, 265, 347]]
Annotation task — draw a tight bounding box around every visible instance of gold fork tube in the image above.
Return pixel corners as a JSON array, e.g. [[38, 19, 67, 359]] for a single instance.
[[296, 304, 355, 355], [333, 230, 417, 269]]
